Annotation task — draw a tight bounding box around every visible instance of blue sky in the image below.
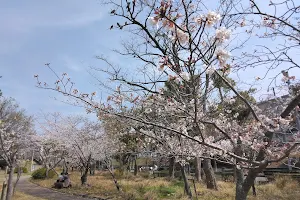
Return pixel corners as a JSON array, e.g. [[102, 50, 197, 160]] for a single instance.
[[0, 0, 125, 122], [0, 0, 299, 126]]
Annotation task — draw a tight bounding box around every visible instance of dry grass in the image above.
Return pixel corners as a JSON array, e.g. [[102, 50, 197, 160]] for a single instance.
[[32, 171, 300, 200]]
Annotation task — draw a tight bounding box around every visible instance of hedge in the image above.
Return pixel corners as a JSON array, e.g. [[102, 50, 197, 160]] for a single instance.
[[31, 168, 56, 179]]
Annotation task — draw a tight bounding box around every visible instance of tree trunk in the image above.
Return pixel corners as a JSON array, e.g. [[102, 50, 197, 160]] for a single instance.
[[80, 167, 83, 176], [203, 159, 217, 190], [5, 167, 14, 200], [134, 156, 138, 176], [235, 163, 267, 200], [213, 159, 217, 172], [180, 164, 192, 198], [1, 181, 7, 200], [194, 157, 202, 182], [64, 162, 69, 174], [89, 163, 95, 176], [107, 166, 122, 192], [252, 184, 256, 196], [81, 172, 88, 185], [235, 167, 247, 200], [13, 167, 22, 195], [169, 156, 176, 179], [62, 165, 66, 174], [81, 166, 89, 185], [45, 168, 50, 178]]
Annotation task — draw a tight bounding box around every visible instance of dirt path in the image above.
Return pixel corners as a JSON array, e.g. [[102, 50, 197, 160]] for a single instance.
[[16, 176, 97, 200]]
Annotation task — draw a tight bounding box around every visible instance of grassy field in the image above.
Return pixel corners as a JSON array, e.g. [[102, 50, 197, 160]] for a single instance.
[[31, 170, 300, 200]]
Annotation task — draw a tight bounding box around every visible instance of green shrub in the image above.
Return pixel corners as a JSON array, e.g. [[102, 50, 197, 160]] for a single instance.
[[31, 168, 56, 179], [14, 167, 28, 173]]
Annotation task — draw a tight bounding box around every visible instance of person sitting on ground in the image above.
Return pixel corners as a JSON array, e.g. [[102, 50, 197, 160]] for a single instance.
[[58, 172, 65, 182], [62, 172, 69, 180], [54, 173, 64, 189], [54, 172, 71, 189], [62, 173, 72, 188]]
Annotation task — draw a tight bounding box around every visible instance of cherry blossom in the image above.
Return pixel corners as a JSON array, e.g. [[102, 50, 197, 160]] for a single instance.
[[215, 49, 231, 66], [206, 11, 221, 27], [215, 27, 231, 44]]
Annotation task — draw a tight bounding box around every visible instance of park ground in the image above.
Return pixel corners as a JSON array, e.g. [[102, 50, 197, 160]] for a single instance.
[[2, 169, 300, 200], [31, 170, 300, 200], [0, 173, 46, 200]]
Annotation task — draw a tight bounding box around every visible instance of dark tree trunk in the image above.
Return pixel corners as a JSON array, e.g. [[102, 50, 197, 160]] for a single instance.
[[203, 159, 217, 190], [80, 167, 83, 176], [213, 159, 217, 172], [45, 167, 50, 178], [169, 156, 176, 179], [81, 160, 90, 185], [5, 167, 14, 200], [89, 163, 95, 176], [134, 156, 138, 176], [81, 167, 89, 186], [195, 157, 202, 182], [252, 184, 256, 196], [180, 164, 192, 198]]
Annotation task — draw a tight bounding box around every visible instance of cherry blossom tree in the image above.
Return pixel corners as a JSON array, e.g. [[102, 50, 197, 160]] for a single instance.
[[0, 97, 35, 200], [39, 113, 120, 186], [51, 116, 100, 185], [35, 0, 300, 199], [232, 0, 300, 87], [36, 113, 69, 177], [36, 63, 300, 200], [102, 114, 133, 174]]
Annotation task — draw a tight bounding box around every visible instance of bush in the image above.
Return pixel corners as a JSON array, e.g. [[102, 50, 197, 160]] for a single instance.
[[14, 167, 28, 173], [31, 168, 56, 179]]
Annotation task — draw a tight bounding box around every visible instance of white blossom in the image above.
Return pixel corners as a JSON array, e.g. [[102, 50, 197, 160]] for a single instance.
[[194, 16, 203, 25], [215, 27, 231, 43], [148, 17, 159, 27], [216, 49, 231, 66], [176, 29, 189, 44], [206, 11, 221, 27], [180, 72, 190, 81]]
